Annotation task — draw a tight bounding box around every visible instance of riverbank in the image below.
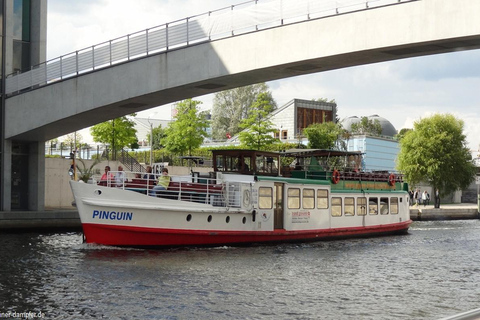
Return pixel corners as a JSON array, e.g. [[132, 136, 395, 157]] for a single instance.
[[409, 203, 479, 221]]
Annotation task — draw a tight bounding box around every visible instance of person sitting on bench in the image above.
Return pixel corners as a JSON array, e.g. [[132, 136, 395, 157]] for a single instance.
[[150, 168, 170, 196]]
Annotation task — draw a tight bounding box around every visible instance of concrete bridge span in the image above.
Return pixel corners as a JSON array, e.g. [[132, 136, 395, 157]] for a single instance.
[[6, 0, 480, 141]]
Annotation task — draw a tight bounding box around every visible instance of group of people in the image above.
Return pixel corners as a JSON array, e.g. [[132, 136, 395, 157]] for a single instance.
[[409, 188, 430, 207], [409, 188, 440, 208], [100, 165, 126, 187], [100, 165, 170, 195]]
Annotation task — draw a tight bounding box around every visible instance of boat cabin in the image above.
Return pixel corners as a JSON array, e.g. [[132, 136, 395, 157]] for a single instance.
[[212, 150, 280, 176]]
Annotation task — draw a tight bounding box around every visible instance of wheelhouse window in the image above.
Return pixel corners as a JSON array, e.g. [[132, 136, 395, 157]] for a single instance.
[[357, 197, 367, 216], [344, 197, 355, 216], [317, 189, 329, 209], [288, 188, 300, 209], [369, 197, 378, 215], [380, 197, 389, 215], [258, 187, 273, 209], [331, 197, 342, 217], [391, 197, 399, 214], [303, 189, 315, 209]]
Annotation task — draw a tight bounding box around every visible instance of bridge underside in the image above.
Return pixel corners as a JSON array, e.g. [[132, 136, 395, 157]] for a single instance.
[[5, 0, 480, 142]]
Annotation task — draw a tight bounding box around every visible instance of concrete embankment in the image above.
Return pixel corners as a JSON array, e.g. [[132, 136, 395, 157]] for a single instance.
[[0, 209, 81, 231], [410, 203, 479, 221]]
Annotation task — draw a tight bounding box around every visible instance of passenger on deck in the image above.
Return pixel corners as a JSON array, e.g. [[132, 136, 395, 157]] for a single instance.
[[150, 168, 170, 196], [101, 166, 114, 181], [116, 165, 127, 186], [143, 166, 155, 181]]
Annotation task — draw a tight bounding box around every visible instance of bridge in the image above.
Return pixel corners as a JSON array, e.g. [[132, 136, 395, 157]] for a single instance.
[[2, 0, 480, 211], [5, 0, 480, 141]]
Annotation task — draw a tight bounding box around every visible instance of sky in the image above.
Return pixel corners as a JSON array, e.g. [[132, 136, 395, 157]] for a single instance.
[[47, 0, 480, 156]]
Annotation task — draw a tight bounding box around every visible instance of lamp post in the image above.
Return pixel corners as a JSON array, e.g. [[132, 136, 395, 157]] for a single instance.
[[147, 113, 157, 165]]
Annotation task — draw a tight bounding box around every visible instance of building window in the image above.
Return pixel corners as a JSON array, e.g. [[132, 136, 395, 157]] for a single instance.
[[274, 131, 280, 139], [282, 130, 288, 140]]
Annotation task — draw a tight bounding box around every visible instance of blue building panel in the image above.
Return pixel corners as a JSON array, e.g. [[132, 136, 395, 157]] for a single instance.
[[345, 136, 399, 172]]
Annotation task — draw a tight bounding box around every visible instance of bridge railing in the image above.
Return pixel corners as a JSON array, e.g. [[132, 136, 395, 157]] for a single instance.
[[5, 0, 416, 96]]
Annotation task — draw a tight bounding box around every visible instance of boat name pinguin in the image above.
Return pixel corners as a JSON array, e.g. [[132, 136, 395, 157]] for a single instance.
[[92, 210, 133, 221]]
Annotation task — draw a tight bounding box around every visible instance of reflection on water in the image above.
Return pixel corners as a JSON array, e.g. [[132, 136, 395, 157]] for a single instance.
[[1, 220, 479, 319]]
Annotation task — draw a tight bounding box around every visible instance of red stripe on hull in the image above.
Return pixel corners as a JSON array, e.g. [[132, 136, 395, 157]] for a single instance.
[[82, 221, 412, 247]]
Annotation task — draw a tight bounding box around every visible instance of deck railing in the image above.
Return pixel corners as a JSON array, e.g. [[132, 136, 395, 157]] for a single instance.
[[94, 171, 246, 208], [5, 0, 417, 95]]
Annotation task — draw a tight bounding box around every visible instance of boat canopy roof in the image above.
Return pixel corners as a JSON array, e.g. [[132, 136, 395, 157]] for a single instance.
[[280, 148, 363, 158]]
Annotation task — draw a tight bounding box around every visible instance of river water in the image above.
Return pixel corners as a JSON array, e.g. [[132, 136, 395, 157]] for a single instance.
[[1, 220, 479, 320]]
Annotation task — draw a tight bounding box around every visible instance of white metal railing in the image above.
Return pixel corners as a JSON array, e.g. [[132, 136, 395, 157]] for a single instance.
[[5, 0, 416, 95], [91, 171, 245, 208]]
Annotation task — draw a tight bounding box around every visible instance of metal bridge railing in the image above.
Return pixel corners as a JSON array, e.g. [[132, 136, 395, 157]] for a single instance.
[[5, 0, 415, 96]]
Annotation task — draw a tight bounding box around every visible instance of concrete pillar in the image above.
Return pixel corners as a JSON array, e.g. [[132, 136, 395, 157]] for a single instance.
[[28, 141, 45, 211], [1, 140, 12, 211]]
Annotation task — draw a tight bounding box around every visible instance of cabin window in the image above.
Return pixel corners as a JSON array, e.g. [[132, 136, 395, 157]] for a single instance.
[[391, 197, 399, 214], [357, 197, 367, 216], [288, 188, 301, 209], [303, 189, 315, 209], [344, 197, 355, 216], [331, 197, 342, 216], [258, 187, 273, 209], [369, 197, 378, 215], [317, 189, 329, 209], [380, 197, 389, 215]]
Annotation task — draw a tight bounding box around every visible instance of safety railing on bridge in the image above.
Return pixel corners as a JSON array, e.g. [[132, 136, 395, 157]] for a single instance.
[[5, 0, 416, 95]]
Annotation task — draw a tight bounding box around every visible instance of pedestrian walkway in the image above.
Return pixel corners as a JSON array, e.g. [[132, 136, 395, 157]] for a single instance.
[[410, 203, 479, 221]]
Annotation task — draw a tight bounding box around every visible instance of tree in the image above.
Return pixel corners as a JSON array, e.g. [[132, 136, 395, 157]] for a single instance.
[[303, 122, 344, 149], [350, 117, 382, 136], [397, 113, 476, 197], [238, 92, 277, 150], [162, 99, 209, 156], [395, 128, 412, 141], [211, 83, 276, 140], [147, 125, 167, 150], [90, 115, 138, 151]]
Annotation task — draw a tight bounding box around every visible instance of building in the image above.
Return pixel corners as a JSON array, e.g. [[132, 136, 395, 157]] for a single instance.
[[271, 98, 337, 142], [228, 98, 337, 144], [134, 118, 171, 147], [341, 115, 399, 172], [1, 1, 47, 210]]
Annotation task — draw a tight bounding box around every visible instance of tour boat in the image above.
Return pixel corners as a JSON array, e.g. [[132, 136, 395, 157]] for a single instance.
[[70, 149, 412, 248]]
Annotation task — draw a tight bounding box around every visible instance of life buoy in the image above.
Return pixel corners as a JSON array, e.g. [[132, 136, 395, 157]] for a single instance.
[[332, 169, 340, 184], [388, 173, 396, 186]]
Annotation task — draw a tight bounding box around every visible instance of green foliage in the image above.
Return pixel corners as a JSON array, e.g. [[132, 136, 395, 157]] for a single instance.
[[395, 128, 412, 141], [238, 92, 278, 150], [147, 125, 167, 150], [75, 158, 100, 183], [303, 122, 344, 149], [162, 99, 209, 156], [90, 115, 138, 150], [397, 113, 476, 196], [211, 83, 276, 140], [350, 117, 382, 136]]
